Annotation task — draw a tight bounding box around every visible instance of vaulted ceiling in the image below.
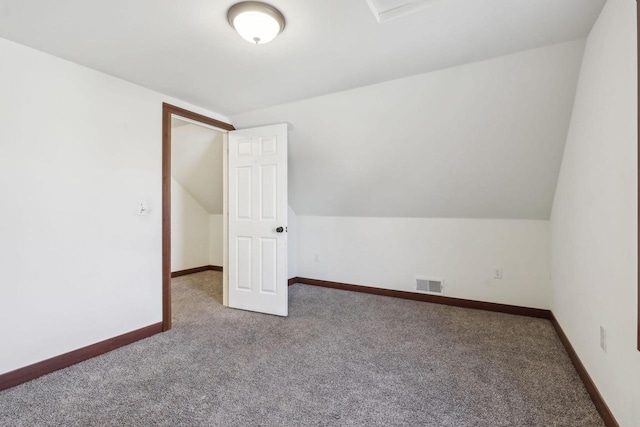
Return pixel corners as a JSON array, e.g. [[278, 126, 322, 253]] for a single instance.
[[0, 0, 605, 220], [0, 0, 605, 115], [171, 121, 224, 214], [232, 40, 586, 219]]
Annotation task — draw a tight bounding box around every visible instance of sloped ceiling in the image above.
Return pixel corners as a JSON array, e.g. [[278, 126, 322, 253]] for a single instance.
[[231, 40, 586, 220], [0, 1, 602, 220], [0, 0, 605, 115], [171, 123, 223, 214]]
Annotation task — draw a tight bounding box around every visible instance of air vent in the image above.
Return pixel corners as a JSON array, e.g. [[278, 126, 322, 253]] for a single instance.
[[416, 277, 444, 295], [366, 0, 435, 23]]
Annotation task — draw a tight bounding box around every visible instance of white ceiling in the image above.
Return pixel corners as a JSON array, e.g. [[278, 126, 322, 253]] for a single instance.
[[171, 123, 224, 214], [0, 0, 605, 115], [171, 118, 190, 128], [232, 40, 586, 219]]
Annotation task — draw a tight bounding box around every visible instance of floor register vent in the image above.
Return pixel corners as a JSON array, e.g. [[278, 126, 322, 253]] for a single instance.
[[416, 277, 444, 295]]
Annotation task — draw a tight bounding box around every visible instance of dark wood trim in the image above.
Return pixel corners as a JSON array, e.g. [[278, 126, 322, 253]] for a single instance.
[[171, 265, 223, 278], [288, 277, 297, 286], [550, 314, 619, 427], [162, 103, 234, 332], [0, 323, 162, 392], [162, 105, 172, 332], [294, 277, 552, 318], [163, 103, 236, 132]]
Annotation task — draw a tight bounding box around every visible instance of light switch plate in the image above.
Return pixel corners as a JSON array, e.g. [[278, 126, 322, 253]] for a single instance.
[[138, 200, 149, 216]]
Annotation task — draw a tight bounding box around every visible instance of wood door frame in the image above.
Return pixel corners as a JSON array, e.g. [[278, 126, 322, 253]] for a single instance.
[[162, 103, 235, 331]]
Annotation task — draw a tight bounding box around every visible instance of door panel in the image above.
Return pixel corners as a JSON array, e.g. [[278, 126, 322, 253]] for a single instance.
[[228, 124, 288, 316]]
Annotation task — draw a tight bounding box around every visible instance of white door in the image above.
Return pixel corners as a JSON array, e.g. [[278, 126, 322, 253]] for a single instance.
[[228, 124, 288, 316]]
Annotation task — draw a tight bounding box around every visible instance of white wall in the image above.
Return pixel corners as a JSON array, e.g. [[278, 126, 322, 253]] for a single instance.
[[231, 40, 585, 220], [171, 179, 211, 271], [549, 0, 639, 425], [171, 122, 224, 271], [288, 206, 298, 279], [209, 214, 224, 267], [0, 37, 229, 375], [298, 217, 550, 308]]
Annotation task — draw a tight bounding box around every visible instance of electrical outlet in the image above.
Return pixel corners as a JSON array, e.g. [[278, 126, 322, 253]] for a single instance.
[[494, 268, 503, 279], [600, 326, 607, 353]]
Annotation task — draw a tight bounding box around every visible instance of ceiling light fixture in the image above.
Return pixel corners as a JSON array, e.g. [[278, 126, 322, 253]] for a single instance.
[[227, 2, 286, 45]]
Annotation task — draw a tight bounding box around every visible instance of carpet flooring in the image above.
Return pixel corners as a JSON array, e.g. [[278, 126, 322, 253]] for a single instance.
[[0, 271, 603, 426]]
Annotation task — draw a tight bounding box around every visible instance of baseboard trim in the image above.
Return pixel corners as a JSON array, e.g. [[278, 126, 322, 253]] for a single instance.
[[171, 265, 223, 278], [550, 314, 618, 427], [0, 322, 163, 392], [289, 276, 617, 426], [290, 277, 551, 318], [2, 279, 618, 426]]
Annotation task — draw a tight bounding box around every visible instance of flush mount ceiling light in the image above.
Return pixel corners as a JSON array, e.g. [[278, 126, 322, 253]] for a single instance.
[[227, 2, 286, 45]]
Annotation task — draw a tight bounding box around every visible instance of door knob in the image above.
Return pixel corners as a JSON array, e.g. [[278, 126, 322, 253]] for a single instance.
[[276, 227, 284, 233]]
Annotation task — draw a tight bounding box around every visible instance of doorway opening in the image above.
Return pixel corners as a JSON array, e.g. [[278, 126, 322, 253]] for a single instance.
[[162, 103, 235, 331]]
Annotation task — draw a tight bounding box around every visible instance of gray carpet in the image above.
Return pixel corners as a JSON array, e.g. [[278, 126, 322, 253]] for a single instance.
[[0, 271, 603, 426]]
